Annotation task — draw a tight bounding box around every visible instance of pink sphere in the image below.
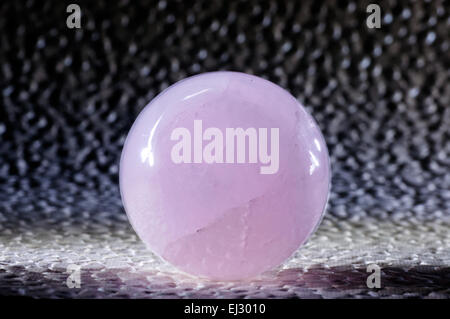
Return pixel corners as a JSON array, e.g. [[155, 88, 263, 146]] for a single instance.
[[120, 72, 330, 280]]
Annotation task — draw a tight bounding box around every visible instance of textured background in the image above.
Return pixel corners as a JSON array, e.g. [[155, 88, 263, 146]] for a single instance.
[[0, 0, 449, 298]]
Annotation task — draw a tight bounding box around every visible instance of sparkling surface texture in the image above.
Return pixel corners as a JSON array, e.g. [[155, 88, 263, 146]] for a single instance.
[[1, 0, 449, 298], [120, 72, 330, 280]]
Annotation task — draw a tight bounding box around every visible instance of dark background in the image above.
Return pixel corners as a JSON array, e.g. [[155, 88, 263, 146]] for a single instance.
[[0, 0, 449, 298]]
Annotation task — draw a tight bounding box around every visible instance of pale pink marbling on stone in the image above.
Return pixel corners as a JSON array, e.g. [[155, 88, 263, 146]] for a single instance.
[[120, 72, 330, 280]]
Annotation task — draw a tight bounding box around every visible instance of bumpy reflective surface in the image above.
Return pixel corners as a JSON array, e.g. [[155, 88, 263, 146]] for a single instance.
[[120, 72, 330, 280], [1, 0, 449, 298]]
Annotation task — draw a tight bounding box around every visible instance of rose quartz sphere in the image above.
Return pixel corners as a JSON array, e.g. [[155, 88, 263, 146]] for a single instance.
[[120, 72, 330, 280]]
